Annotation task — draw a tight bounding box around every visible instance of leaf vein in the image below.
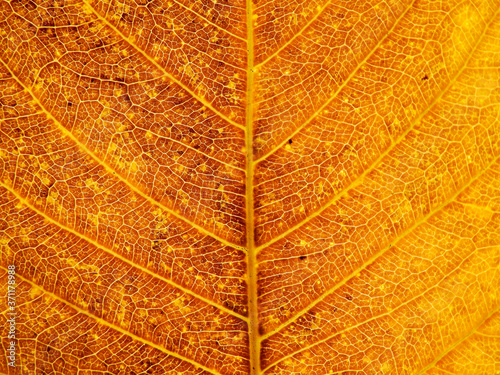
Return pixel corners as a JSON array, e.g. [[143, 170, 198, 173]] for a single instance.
[[0, 57, 245, 250], [253, 0, 417, 164], [262, 212, 500, 371], [415, 304, 500, 375], [254, 0, 334, 68], [260, 148, 500, 348], [255, 2, 498, 251], [1, 268, 224, 375], [83, 0, 246, 131], [0, 182, 247, 322]]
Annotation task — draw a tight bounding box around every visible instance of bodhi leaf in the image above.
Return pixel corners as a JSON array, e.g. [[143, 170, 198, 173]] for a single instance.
[[1, 0, 500, 374]]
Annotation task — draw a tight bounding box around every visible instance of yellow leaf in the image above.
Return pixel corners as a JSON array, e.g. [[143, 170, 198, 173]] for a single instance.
[[1, 1, 500, 375]]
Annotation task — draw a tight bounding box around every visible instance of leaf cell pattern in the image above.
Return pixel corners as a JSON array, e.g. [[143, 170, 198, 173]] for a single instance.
[[1, 0, 500, 374]]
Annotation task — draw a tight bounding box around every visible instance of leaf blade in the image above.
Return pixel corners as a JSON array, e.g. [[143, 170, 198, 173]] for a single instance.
[[1, 0, 500, 374]]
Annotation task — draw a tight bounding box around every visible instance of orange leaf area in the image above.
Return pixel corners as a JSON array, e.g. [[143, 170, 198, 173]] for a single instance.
[[1, 0, 500, 374]]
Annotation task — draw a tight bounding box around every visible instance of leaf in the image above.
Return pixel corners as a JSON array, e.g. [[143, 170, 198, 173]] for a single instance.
[[0, 0, 500, 374]]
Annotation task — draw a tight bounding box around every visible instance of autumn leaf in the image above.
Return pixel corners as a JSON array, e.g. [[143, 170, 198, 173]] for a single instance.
[[1, 0, 500, 374]]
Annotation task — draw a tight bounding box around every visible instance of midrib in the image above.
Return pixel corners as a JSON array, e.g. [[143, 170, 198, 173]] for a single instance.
[[245, 1, 260, 374]]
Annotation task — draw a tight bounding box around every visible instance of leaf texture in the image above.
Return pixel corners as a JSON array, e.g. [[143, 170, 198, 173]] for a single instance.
[[1, 0, 500, 374]]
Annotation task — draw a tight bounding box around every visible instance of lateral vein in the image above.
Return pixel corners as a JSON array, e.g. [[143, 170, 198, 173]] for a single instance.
[[253, 0, 334, 69], [260, 149, 500, 348], [83, 0, 246, 131], [257, 3, 500, 345], [262, 204, 500, 371], [255, 1, 498, 252], [0, 182, 248, 322], [1, 268, 224, 375], [254, 0, 417, 164], [415, 303, 500, 375], [0, 58, 246, 252]]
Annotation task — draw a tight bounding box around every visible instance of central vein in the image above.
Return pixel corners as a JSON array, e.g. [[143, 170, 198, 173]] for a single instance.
[[245, 0, 259, 374]]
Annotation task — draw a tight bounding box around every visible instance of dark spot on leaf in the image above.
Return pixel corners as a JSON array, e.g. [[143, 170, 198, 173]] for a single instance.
[[122, 94, 131, 104], [39, 186, 48, 198], [152, 240, 161, 251]]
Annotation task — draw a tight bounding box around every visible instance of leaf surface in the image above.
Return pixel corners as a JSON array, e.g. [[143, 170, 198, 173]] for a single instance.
[[1, 0, 500, 374]]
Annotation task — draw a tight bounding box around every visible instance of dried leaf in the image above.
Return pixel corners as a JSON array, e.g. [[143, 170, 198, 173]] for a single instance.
[[1, 0, 500, 374]]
